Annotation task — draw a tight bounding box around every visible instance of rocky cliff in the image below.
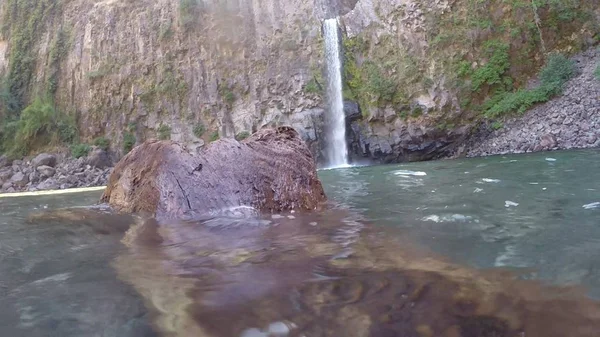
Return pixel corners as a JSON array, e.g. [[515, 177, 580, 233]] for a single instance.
[[0, 0, 598, 164]]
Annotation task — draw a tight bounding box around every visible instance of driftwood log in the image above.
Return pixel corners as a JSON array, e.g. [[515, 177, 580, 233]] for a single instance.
[[101, 127, 326, 219]]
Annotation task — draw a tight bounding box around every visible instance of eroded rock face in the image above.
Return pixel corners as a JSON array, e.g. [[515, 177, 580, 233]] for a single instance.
[[101, 127, 326, 219], [348, 115, 470, 164]]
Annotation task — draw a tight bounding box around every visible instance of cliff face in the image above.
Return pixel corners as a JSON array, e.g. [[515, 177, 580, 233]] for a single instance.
[[0, 0, 598, 163], [0, 0, 331, 158]]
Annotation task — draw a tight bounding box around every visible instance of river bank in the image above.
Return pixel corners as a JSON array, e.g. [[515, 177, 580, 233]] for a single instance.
[[0, 149, 113, 193], [1, 46, 599, 195], [461, 48, 600, 158]]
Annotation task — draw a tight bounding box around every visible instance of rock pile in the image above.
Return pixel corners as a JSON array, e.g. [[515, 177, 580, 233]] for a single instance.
[[0, 148, 113, 193]]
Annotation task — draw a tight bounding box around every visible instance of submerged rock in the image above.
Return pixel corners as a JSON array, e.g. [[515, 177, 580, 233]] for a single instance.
[[101, 127, 326, 219], [114, 209, 600, 337]]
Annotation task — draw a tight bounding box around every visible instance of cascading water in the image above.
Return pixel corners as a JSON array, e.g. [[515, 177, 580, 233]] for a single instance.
[[323, 18, 349, 168]]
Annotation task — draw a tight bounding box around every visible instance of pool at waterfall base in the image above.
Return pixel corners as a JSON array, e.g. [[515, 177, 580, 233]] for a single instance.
[[1, 149, 600, 336]]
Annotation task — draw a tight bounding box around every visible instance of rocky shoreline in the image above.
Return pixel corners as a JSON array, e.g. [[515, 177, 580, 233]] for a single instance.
[[462, 49, 600, 157], [1, 49, 599, 194], [0, 148, 113, 194]]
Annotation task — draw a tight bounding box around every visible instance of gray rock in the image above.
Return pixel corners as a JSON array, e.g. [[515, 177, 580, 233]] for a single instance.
[[10, 171, 29, 187], [32, 153, 57, 168], [344, 100, 362, 123], [539, 134, 557, 149], [0, 168, 13, 184], [28, 171, 39, 185], [2, 181, 12, 191], [87, 148, 113, 169], [0, 155, 9, 168], [37, 179, 59, 191], [37, 165, 56, 178]]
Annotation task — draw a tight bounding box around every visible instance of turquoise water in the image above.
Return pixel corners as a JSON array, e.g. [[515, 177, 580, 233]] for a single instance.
[[320, 149, 600, 296]]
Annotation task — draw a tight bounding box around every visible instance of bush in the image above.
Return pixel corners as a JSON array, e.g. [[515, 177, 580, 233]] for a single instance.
[[471, 40, 510, 91], [71, 143, 91, 158], [93, 136, 110, 150], [304, 78, 321, 94], [538, 54, 576, 89], [484, 53, 575, 117], [2, 98, 78, 157], [123, 132, 136, 154], [235, 131, 250, 141], [193, 123, 205, 138], [491, 121, 504, 130], [209, 131, 219, 142], [157, 124, 171, 140], [179, 0, 199, 31], [594, 63, 600, 81], [0, 119, 20, 155]]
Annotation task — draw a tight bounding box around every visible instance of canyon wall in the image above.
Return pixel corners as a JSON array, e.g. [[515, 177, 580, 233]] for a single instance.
[[0, 0, 598, 163]]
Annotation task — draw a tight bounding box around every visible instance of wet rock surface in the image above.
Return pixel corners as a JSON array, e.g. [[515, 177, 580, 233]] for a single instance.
[[101, 127, 326, 219], [464, 49, 600, 157], [0, 148, 113, 194], [348, 113, 470, 164]]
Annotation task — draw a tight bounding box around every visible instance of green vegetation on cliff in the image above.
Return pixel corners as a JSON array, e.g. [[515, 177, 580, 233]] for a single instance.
[[0, 98, 77, 157], [342, 0, 598, 123], [1, 0, 64, 115], [0, 0, 77, 157], [484, 54, 575, 117]]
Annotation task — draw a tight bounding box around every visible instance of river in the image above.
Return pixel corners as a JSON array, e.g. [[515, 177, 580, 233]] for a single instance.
[[0, 149, 599, 336]]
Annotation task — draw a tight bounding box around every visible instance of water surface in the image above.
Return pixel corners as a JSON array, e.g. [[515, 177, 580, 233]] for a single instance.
[[321, 149, 600, 296], [1, 149, 600, 336]]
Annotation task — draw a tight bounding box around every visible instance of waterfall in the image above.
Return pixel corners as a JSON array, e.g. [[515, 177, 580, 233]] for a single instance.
[[323, 18, 349, 168]]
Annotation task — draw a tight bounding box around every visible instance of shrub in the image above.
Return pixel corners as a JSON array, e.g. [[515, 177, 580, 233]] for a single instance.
[[71, 143, 91, 158], [0, 119, 20, 155], [56, 116, 78, 144], [93, 136, 110, 150], [235, 131, 250, 141], [158, 124, 171, 140], [209, 131, 219, 142], [538, 54, 576, 91], [484, 53, 575, 117], [304, 78, 321, 94], [2, 98, 78, 157], [193, 123, 205, 138], [471, 40, 510, 92], [123, 132, 136, 154], [594, 63, 600, 81], [179, 0, 199, 31]]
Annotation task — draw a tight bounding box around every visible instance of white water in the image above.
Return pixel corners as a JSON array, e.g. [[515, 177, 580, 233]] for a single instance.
[[323, 18, 349, 168]]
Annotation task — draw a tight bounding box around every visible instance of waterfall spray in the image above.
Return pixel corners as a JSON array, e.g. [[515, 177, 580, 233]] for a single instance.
[[323, 18, 349, 168]]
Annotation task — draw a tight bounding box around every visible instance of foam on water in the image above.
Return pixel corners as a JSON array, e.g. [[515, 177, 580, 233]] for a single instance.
[[393, 170, 427, 176]]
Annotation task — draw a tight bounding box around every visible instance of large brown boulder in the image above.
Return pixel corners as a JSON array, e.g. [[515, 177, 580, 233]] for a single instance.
[[101, 127, 326, 219]]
